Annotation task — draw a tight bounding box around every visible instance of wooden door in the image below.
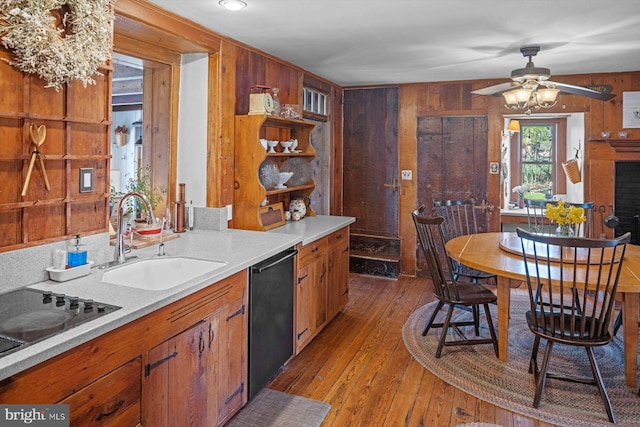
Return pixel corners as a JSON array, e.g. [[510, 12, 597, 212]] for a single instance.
[[327, 232, 350, 318], [343, 88, 399, 238], [143, 321, 211, 427], [213, 299, 246, 425], [415, 116, 489, 274]]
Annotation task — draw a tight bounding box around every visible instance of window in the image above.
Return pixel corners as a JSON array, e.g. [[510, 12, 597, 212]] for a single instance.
[[510, 119, 566, 196], [303, 86, 328, 121]]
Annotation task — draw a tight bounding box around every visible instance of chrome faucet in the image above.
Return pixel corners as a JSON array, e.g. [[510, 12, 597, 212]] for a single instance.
[[114, 191, 158, 264]]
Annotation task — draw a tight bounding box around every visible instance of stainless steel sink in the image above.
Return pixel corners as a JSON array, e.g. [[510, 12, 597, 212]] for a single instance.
[[101, 257, 226, 291]]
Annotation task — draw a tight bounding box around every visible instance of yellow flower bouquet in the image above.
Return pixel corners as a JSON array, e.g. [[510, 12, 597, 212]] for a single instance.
[[544, 201, 586, 236]]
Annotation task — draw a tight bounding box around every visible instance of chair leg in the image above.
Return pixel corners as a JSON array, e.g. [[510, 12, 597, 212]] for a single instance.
[[435, 304, 456, 358], [585, 347, 616, 423], [528, 335, 541, 375], [481, 303, 499, 358], [422, 301, 445, 336], [472, 304, 480, 336], [532, 340, 553, 409]]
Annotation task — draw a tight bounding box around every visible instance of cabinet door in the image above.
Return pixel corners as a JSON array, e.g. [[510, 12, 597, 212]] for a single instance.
[[143, 320, 211, 427], [295, 259, 316, 352], [211, 299, 247, 425], [327, 232, 350, 319]]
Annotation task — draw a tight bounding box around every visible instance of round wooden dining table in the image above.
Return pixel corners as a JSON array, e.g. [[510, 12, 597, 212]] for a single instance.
[[445, 231, 640, 387]]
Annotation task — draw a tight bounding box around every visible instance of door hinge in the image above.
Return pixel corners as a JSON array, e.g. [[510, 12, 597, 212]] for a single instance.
[[224, 382, 244, 405], [145, 351, 178, 376], [226, 305, 245, 321]]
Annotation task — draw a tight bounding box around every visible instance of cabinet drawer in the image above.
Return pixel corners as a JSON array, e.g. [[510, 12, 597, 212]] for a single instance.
[[60, 358, 141, 427], [328, 227, 349, 248], [298, 237, 327, 261]]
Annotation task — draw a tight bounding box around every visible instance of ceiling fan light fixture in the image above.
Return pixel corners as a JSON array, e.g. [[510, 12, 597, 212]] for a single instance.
[[503, 88, 532, 109], [536, 88, 559, 107], [219, 0, 247, 11]]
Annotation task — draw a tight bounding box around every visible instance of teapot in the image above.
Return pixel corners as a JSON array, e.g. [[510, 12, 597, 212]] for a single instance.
[[289, 197, 307, 219]]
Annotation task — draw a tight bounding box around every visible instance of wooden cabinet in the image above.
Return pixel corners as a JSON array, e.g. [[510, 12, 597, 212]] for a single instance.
[[327, 227, 350, 319], [60, 358, 141, 427], [234, 114, 316, 231], [295, 226, 350, 354], [0, 270, 248, 427], [142, 294, 246, 427]]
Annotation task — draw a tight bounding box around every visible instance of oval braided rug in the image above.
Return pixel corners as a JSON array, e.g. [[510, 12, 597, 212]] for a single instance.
[[402, 293, 640, 426]]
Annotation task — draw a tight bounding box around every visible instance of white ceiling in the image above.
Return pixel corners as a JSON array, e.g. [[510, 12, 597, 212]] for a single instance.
[[147, 0, 640, 87]]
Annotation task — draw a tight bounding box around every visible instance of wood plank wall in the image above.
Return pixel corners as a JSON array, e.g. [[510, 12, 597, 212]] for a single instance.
[[398, 72, 640, 275], [0, 49, 111, 252], [0, 0, 343, 252]]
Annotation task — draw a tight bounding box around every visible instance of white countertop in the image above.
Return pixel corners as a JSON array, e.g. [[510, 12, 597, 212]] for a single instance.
[[0, 215, 354, 381]]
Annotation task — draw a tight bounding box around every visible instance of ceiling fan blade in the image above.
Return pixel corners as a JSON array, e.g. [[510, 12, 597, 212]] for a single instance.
[[471, 82, 518, 96], [550, 81, 616, 101]]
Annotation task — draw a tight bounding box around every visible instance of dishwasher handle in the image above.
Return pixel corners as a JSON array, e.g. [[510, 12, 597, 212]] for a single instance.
[[252, 249, 298, 274]]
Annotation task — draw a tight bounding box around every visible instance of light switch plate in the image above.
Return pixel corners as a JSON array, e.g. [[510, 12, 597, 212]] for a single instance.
[[401, 170, 412, 180]]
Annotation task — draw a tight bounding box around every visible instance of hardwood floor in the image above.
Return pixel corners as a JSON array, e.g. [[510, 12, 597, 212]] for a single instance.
[[268, 274, 559, 427]]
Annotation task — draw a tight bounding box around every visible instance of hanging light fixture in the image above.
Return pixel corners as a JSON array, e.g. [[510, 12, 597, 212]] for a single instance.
[[503, 80, 560, 114], [219, 0, 247, 11]]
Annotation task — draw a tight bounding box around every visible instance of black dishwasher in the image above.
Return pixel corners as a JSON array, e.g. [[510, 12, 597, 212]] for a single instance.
[[248, 248, 297, 399]]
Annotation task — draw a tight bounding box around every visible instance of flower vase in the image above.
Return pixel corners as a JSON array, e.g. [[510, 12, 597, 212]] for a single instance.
[[517, 195, 525, 209], [556, 224, 574, 237]]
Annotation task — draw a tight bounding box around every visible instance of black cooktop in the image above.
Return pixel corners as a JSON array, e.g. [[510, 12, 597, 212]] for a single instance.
[[0, 288, 120, 357]]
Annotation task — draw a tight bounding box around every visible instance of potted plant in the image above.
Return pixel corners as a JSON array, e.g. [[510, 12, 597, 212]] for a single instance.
[[114, 125, 129, 147], [125, 165, 166, 220]]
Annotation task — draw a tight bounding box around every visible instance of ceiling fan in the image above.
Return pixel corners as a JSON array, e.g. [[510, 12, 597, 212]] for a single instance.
[[472, 46, 615, 113]]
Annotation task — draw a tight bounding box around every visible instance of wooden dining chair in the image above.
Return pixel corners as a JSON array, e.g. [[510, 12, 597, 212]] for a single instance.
[[412, 208, 499, 358], [432, 199, 497, 285], [524, 198, 556, 234], [525, 198, 596, 237], [516, 228, 631, 423]]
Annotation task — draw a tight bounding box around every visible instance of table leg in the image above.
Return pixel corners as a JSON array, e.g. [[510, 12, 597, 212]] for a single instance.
[[497, 276, 512, 362], [622, 292, 639, 387]]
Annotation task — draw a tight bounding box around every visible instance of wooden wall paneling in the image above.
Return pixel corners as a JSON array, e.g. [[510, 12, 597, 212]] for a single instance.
[[329, 85, 344, 216], [66, 72, 110, 122], [115, 0, 221, 52], [0, 209, 20, 247], [0, 51, 24, 115], [68, 201, 107, 235], [24, 205, 65, 242], [212, 41, 238, 209], [398, 85, 419, 275], [207, 51, 224, 208], [27, 75, 65, 119]]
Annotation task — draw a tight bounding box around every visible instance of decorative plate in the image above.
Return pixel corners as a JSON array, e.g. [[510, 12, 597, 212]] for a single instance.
[[258, 159, 279, 190], [280, 158, 312, 187]]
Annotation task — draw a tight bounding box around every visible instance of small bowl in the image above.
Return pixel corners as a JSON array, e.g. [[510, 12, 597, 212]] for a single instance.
[[601, 131, 610, 139], [618, 131, 628, 138], [280, 140, 293, 153], [267, 140, 279, 153], [275, 172, 293, 189]]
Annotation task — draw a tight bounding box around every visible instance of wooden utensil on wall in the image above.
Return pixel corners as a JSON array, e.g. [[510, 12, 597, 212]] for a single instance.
[[21, 123, 51, 197]]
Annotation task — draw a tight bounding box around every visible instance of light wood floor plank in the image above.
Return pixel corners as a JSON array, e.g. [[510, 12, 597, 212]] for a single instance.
[[268, 274, 553, 427]]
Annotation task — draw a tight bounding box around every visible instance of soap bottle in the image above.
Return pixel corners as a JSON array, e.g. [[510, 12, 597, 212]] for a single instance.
[[67, 235, 88, 267]]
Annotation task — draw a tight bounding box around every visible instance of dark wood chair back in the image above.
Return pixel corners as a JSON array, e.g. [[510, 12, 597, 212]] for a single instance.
[[412, 206, 459, 300], [432, 198, 496, 283], [516, 227, 631, 422], [412, 206, 499, 357], [433, 198, 483, 240]]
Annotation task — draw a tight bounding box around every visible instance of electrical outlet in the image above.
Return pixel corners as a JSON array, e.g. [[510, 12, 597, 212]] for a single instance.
[[401, 170, 412, 181], [226, 204, 232, 221]]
